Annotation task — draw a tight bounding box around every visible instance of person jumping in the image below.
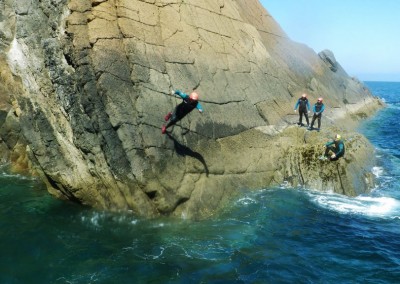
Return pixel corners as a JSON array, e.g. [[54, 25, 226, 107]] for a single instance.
[[162, 90, 203, 134]]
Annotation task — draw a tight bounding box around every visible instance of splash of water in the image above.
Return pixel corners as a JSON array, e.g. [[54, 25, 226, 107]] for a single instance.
[[308, 191, 400, 218]]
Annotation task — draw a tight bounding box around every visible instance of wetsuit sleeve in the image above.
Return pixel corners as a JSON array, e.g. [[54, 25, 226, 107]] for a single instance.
[[294, 99, 299, 110], [196, 102, 203, 112], [335, 143, 344, 156], [307, 101, 311, 110], [174, 90, 188, 99], [320, 104, 325, 113], [325, 141, 334, 147], [313, 104, 316, 112]]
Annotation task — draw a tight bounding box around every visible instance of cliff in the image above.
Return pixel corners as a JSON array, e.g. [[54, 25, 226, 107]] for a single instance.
[[0, 0, 382, 218]]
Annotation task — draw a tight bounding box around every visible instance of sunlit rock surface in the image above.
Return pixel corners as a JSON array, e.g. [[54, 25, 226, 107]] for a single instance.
[[0, 0, 382, 218]]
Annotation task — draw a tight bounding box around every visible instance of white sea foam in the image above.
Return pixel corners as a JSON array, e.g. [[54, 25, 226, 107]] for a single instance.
[[388, 103, 400, 110], [279, 181, 291, 189], [236, 196, 257, 206], [0, 169, 38, 181], [308, 191, 400, 218], [81, 211, 138, 227], [372, 166, 384, 178]]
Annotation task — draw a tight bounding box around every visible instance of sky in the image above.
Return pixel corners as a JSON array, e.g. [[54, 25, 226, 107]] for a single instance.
[[260, 0, 400, 82]]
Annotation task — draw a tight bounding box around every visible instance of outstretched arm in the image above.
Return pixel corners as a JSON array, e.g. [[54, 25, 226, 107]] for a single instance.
[[294, 100, 299, 110], [335, 143, 344, 156], [197, 102, 204, 113], [174, 90, 189, 100], [325, 140, 334, 147]]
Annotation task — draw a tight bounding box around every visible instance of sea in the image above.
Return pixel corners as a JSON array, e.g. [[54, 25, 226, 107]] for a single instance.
[[0, 81, 399, 284]]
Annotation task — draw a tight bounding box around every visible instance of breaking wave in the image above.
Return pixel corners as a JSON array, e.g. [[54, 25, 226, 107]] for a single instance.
[[307, 191, 400, 219]]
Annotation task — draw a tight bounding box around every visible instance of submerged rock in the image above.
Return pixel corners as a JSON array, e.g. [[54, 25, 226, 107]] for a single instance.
[[0, 0, 383, 218]]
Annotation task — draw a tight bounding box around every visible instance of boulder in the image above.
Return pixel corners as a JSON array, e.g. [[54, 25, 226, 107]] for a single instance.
[[319, 49, 341, 73]]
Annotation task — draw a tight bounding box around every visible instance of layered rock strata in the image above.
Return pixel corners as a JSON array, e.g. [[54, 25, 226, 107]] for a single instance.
[[0, 0, 382, 218]]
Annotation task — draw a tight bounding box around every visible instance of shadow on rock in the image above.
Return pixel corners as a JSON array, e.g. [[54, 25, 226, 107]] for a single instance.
[[166, 133, 209, 177]]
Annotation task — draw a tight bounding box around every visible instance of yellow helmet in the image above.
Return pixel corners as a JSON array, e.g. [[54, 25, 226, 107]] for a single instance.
[[335, 134, 341, 141]]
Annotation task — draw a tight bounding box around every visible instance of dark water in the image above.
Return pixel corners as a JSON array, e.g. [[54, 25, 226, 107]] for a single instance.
[[1, 82, 400, 283]]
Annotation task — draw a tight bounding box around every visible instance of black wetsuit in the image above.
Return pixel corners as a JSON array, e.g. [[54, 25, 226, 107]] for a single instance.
[[310, 102, 325, 129], [294, 97, 310, 126], [166, 91, 203, 129]]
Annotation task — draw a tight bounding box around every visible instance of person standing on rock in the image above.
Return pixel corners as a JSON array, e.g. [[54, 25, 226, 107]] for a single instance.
[[162, 90, 203, 134], [294, 93, 310, 127], [322, 134, 345, 161], [308, 97, 325, 131]]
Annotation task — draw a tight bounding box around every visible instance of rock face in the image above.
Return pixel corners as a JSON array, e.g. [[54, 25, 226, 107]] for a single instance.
[[0, 0, 382, 218]]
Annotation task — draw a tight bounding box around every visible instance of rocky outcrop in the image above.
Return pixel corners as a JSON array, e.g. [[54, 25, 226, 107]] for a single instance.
[[277, 127, 376, 196], [0, 0, 382, 218], [319, 50, 342, 73]]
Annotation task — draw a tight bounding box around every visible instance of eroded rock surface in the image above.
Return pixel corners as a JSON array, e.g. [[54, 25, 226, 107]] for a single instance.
[[0, 0, 382, 218]]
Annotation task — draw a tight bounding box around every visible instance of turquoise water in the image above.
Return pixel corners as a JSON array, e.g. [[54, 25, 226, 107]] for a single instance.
[[1, 82, 400, 283]]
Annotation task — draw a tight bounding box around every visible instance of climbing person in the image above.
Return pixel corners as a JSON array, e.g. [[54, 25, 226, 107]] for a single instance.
[[321, 134, 345, 161], [308, 97, 325, 131], [294, 93, 310, 127], [162, 90, 203, 134]]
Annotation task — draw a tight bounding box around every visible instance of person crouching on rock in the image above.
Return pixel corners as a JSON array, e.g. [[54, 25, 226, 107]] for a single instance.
[[294, 93, 310, 127], [323, 134, 345, 161], [308, 97, 325, 131], [162, 90, 203, 134]]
